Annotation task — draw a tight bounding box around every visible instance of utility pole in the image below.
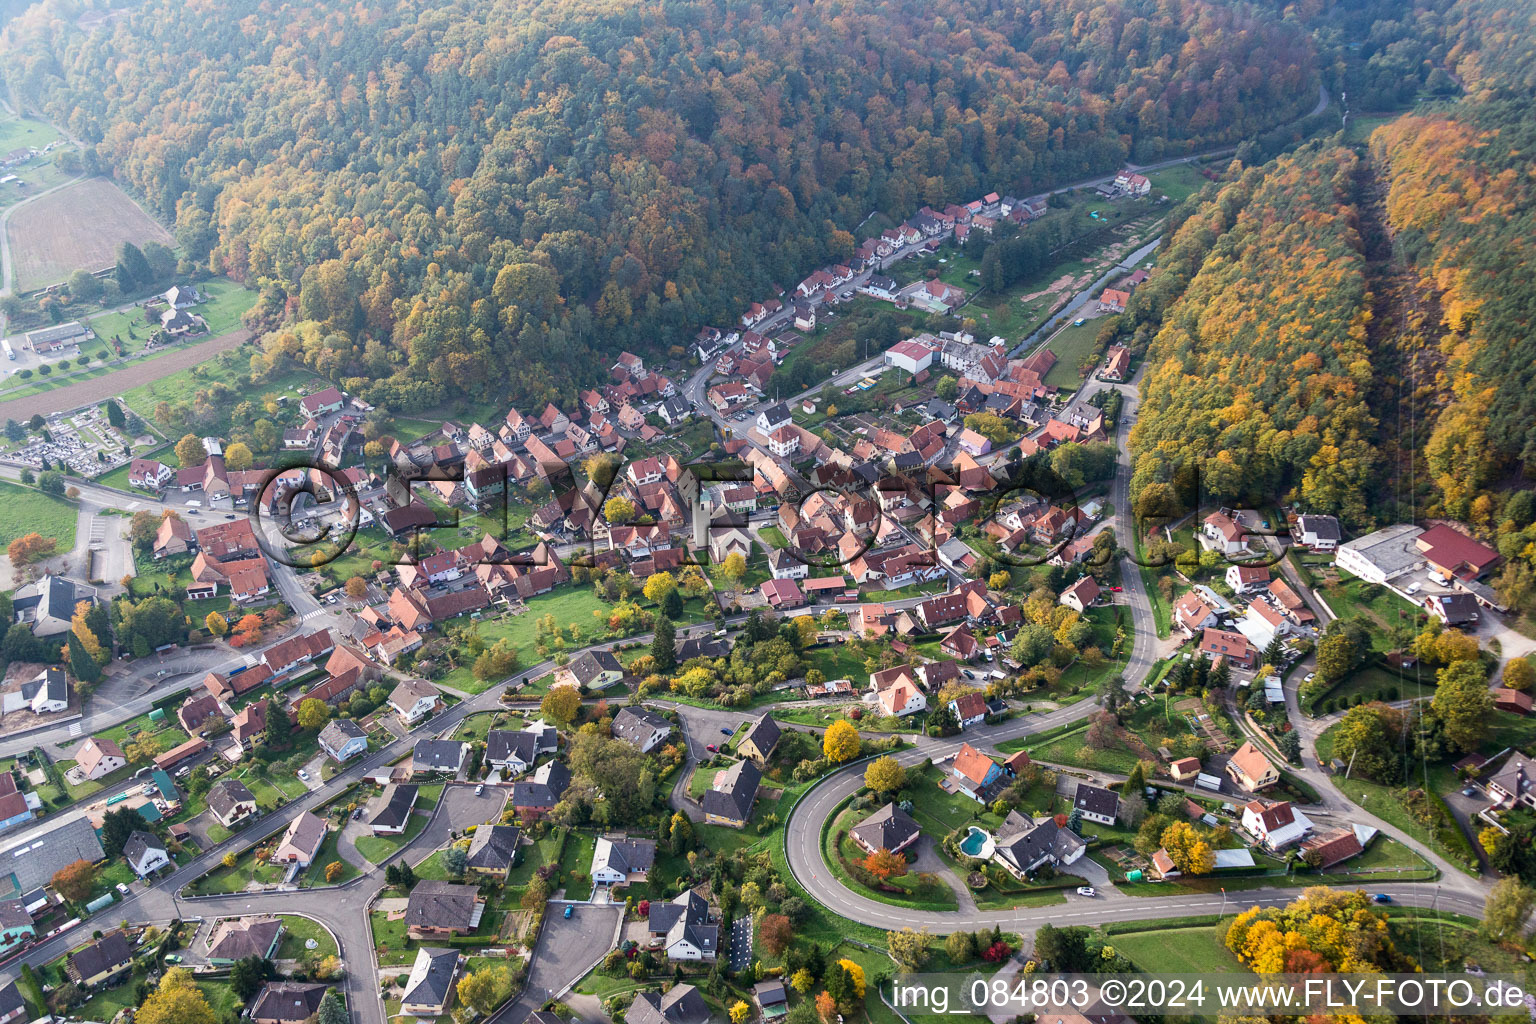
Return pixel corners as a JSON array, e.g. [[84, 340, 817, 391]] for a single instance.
[[1219, 886, 1227, 919]]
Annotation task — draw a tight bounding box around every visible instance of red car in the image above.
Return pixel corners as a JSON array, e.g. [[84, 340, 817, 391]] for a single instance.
[[1110, 586, 1123, 592], [706, 743, 718, 752]]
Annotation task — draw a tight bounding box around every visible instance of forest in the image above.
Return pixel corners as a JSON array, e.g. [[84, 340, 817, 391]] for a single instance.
[[0, 0, 1318, 413], [1124, 142, 1381, 526]]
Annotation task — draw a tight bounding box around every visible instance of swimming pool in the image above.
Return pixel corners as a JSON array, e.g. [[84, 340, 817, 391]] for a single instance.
[[959, 826, 994, 858]]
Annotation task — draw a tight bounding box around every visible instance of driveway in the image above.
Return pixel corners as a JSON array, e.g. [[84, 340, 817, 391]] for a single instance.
[[407, 783, 507, 867], [490, 904, 623, 1023]]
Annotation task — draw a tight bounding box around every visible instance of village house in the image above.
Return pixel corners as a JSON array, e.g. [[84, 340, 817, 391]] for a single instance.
[[950, 743, 1003, 802], [648, 889, 719, 961], [591, 835, 656, 888], [1226, 741, 1280, 792]]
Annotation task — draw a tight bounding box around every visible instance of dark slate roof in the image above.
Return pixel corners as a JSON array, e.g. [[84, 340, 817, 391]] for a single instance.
[[486, 729, 538, 765], [208, 917, 282, 961], [412, 739, 466, 772], [675, 636, 730, 662], [206, 778, 256, 821], [567, 649, 621, 685], [405, 881, 480, 931], [402, 946, 459, 1008], [647, 889, 717, 957], [122, 829, 166, 866], [67, 931, 131, 981], [593, 836, 655, 877], [251, 982, 328, 1024], [1073, 782, 1120, 819], [319, 718, 367, 750], [702, 759, 761, 822], [849, 803, 920, 853], [611, 707, 671, 748], [629, 984, 713, 1024], [465, 824, 520, 871], [371, 784, 419, 830], [741, 716, 781, 756], [512, 759, 572, 808], [760, 401, 791, 424], [0, 980, 24, 1021]]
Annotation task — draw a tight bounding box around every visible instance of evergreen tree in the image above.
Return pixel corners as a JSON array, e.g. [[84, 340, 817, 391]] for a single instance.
[[661, 586, 684, 620], [115, 242, 152, 291], [1121, 762, 1146, 798], [67, 632, 101, 684], [263, 701, 292, 748], [651, 616, 677, 673]]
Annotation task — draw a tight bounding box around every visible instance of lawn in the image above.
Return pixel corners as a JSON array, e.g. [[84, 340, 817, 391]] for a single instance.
[[1316, 572, 1422, 648], [1004, 722, 1143, 774], [826, 807, 958, 910], [1314, 725, 1478, 876], [805, 642, 871, 683], [759, 526, 788, 549], [1039, 319, 1104, 390], [0, 112, 62, 157], [1145, 163, 1211, 204], [276, 914, 339, 959], [370, 910, 415, 966], [0, 479, 78, 548], [354, 811, 433, 863], [559, 831, 596, 900], [120, 363, 316, 425], [1112, 922, 1242, 973], [1311, 664, 1427, 714], [304, 827, 361, 885]]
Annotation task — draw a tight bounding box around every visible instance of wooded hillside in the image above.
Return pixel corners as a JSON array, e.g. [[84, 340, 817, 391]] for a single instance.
[[0, 0, 1316, 410]]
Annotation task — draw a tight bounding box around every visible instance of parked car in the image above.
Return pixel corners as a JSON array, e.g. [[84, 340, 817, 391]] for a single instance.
[[706, 743, 718, 753], [164, 954, 182, 964], [115, 883, 130, 895], [224, 513, 236, 520], [475, 784, 484, 795], [1076, 886, 1096, 897], [720, 727, 732, 736], [564, 905, 574, 919], [297, 769, 310, 781]]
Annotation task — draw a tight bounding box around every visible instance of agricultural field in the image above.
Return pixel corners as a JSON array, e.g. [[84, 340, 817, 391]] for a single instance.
[[7, 177, 173, 292]]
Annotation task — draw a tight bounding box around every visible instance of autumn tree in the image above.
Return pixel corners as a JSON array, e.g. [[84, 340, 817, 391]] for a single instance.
[[604, 496, 637, 524], [297, 698, 330, 730], [642, 571, 677, 604], [887, 927, 932, 970], [7, 533, 56, 565], [1504, 656, 1536, 693], [137, 968, 217, 1024], [175, 433, 207, 467], [823, 720, 860, 762], [51, 859, 97, 902], [861, 848, 907, 880], [1160, 822, 1215, 875], [760, 913, 794, 955], [719, 552, 747, 588], [864, 755, 905, 795], [325, 861, 343, 883], [205, 611, 229, 637], [457, 964, 513, 1015], [345, 576, 368, 599], [815, 991, 837, 1022], [224, 441, 253, 469], [729, 1001, 750, 1024], [540, 686, 581, 727]]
